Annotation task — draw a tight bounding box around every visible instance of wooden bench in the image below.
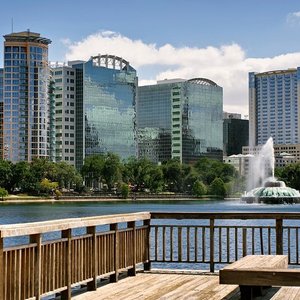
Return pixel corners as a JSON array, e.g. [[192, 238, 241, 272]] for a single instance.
[[219, 255, 300, 300]]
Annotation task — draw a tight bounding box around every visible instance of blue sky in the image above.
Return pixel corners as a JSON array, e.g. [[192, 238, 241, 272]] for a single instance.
[[1, 0, 300, 114]]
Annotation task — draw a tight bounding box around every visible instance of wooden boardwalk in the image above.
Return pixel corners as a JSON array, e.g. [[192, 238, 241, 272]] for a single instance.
[[72, 271, 239, 300], [72, 271, 300, 300]]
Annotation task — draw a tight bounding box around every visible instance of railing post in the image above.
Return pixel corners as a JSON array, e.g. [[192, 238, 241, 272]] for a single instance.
[[87, 226, 98, 291], [0, 236, 4, 300], [128, 221, 136, 276], [110, 223, 119, 282], [61, 229, 72, 300], [276, 218, 283, 255], [209, 218, 215, 272], [243, 228, 247, 257], [30, 234, 42, 300], [143, 219, 151, 271]]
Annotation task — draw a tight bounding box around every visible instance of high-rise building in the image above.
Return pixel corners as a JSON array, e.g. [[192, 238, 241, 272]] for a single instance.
[[51, 64, 76, 166], [137, 78, 223, 164], [249, 68, 300, 147], [71, 55, 137, 169], [223, 113, 249, 156], [2, 30, 52, 162], [0, 68, 3, 159]]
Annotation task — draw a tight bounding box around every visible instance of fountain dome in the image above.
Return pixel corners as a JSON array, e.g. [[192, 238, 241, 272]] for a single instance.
[[242, 178, 300, 204]]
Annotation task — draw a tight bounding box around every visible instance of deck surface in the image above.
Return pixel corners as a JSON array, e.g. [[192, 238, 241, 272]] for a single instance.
[[72, 271, 300, 300], [73, 271, 240, 300]]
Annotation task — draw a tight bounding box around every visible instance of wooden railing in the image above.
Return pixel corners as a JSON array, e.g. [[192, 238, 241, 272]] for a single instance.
[[0, 212, 151, 300], [2, 211, 300, 299], [150, 212, 300, 272]]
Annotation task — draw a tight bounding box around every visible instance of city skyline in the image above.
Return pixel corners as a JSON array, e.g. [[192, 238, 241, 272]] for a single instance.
[[1, 0, 300, 115]]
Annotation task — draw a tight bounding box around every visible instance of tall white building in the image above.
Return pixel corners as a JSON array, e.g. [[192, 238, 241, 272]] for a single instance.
[[249, 68, 300, 147], [51, 63, 76, 166]]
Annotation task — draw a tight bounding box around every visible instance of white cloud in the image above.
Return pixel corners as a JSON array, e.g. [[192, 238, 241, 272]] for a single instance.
[[287, 11, 300, 25], [65, 31, 300, 116]]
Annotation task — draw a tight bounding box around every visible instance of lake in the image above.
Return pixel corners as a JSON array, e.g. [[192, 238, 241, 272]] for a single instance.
[[1, 198, 300, 225]]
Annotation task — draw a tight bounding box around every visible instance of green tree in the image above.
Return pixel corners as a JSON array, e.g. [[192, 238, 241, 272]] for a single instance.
[[120, 183, 129, 199], [193, 180, 207, 197], [277, 163, 300, 190], [162, 159, 184, 192], [81, 155, 105, 188], [40, 178, 59, 194], [208, 178, 227, 197], [0, 159, 13, 191], [0, 187, 8, 200], [10, 161, 30, 192], [102, 153, 122, 191]]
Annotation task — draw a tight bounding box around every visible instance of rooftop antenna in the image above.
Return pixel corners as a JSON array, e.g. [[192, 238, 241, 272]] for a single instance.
[[11, 17, 14, 33]]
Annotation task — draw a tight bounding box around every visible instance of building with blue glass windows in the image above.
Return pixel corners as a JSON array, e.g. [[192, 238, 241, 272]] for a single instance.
[[2, 30, 53, 162], [249, 69, 300, 147], [0, 68, 3, 159], [70, 55, 137, 169], [137, 78, 223, 164]]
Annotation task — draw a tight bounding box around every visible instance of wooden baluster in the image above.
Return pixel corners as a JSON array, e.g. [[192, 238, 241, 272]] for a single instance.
[[242, 228, 247, 257], [0, 236, 4, 300], [127, 221, 136, 276], [61, 229, 71, 300], [87, 226, 98, 291], [30, 234, 42, 300], [110, 224, 119, 282], [210, 218, 215, 272], [144, 219, 151, 271], [276, 218, 283, 255]]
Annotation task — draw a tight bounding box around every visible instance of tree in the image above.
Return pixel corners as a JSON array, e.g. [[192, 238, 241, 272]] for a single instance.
[[81, 155, 104, 188], [277, 163, 300, 191], [0, 160, 13, 191], [0, 187, 8, 200], [120, 183, 129, 199], [10, 161, 30, 192], [40, 178, 59, 194], [193, 180, 207, 197], [162, 159, 184, 192], [102, 153, 122, 191], [208, 178, 227, 198]]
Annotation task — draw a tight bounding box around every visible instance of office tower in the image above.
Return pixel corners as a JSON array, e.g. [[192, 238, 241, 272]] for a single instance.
[[0, 68, 3, 159], [2, 30, 52, 162], [137, 78, 223, 164], [71, 55, 137, 169], [249, 68, 300, 146], [51, 64, 76, 166], [223, 113, 249, 156]]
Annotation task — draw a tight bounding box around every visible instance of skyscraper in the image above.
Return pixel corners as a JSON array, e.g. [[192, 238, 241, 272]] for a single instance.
[[249, 68, 300, 146], [51, 64, 76, 166], [71, 55, 137, 169], [137, 78, 223, 164], [2, 30, 52, 162], [223, 113, 249, 156]]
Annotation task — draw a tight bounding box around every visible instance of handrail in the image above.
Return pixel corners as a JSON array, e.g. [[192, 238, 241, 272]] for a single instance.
[[0, 212, 151, 237], [150, 212, 300, 219]]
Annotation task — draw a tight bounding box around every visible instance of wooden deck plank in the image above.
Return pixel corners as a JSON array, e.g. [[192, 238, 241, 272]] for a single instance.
[[270, 287, 300, 300], [72, 273, 239, 300]]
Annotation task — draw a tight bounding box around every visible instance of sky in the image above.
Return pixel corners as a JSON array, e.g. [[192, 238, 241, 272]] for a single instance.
[[1, 0, 300, 116]]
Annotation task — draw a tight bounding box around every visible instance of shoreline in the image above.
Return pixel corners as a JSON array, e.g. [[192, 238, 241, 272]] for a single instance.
[[0, 196, 240, 204]]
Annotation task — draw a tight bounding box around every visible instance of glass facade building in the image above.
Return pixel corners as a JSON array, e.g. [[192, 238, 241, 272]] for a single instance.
[[0, 68, 3, 159], [223, 117, 249, 156], [137, 78, 223, 164], [249, 69, 300, 146], [72, 55, 137, 169], [2, 31, 52, 162]]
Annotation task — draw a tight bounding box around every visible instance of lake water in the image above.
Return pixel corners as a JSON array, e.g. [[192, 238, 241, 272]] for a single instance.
[[1, 198, 300, 225]]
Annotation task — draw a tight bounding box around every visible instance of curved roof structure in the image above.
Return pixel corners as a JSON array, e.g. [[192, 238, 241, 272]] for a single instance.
[[188, 78, 218, 86], [4, 31, 51, 45], [90, 54, 133, 71]]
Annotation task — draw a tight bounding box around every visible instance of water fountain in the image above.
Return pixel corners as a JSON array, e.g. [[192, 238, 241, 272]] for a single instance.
[[241, 137, 300, 204]]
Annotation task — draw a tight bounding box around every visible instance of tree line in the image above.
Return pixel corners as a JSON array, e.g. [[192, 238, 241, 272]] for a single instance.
[[2, 153, 300, 199]]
